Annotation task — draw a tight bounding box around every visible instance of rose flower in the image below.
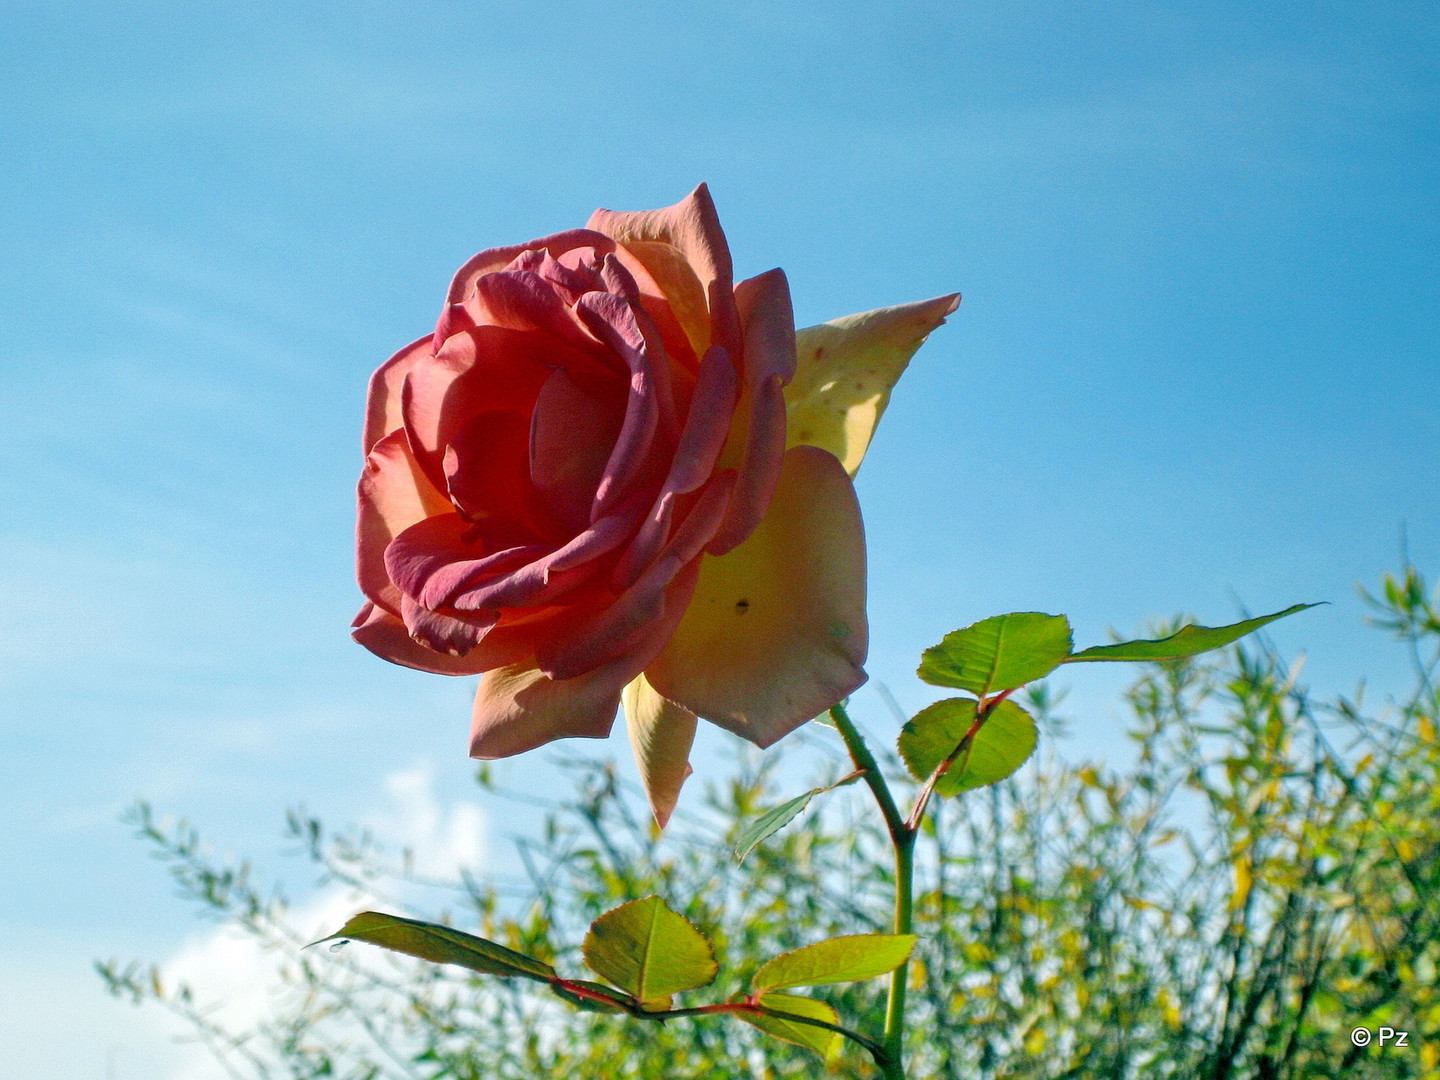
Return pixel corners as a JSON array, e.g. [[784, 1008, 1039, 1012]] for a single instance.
[[353, 185, 958, 824]]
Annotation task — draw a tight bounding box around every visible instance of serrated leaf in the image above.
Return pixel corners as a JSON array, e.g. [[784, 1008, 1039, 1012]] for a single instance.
[[1066, 604, 1319, 663], [735, 791, 814, 863], [898, 698, 1037, 796], [732, 991, 841, 1055], [582, 896, 717, 1007], [752, 934, 918, 992], [918, 612, 1073, 695], [733, 771, 862, 863], [548, 979, 634, 1013], [316, 911, 554, 981]]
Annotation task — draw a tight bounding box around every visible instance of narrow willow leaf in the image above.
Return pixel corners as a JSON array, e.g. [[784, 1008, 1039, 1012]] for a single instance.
[[898, 698, 1037, 796], [582, 896, 718, 1007], [732, 991, 841, 1055], [918, 612, 1073, 695], [316, 911, 554, 981], [733, 771, 862, 863], [1066, 604, 1319, 663], [734, 791, 814, 863], [548, 979, 634, 1014], [752, 934, 918, 992]]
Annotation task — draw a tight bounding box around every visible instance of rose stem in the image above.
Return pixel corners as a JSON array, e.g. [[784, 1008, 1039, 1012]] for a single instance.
[[829, 701, 914, 1080]]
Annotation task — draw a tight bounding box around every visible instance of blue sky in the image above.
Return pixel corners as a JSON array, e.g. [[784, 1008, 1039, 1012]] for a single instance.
[[2, 2, 1436, 1075]]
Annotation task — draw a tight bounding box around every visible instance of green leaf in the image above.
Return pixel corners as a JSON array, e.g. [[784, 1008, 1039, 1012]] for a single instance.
[[752, 934, 918, 992], [918, 612, 1073, 695], [1066, 604, 1319, 663], [732, 991, 841, 1055], [898, 698, 1038, 796], [733, 771, 862, 863], [548, 979, 634, 1014], [316, 911, 554, 981], [582, 896, 718, 1008], [734, 791, 814, 863]]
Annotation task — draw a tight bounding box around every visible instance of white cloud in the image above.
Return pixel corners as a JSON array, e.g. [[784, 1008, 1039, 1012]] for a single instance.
[[0, 941, 191, 1080], [150, 762, 488, 1080], [367, 760, 487, 881], [158, 888, 360, 1080]]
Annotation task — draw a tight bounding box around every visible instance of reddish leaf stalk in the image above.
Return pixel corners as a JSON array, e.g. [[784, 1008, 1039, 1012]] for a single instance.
[[905, 687, 1016, 833], [549, 977, 889, 1061]]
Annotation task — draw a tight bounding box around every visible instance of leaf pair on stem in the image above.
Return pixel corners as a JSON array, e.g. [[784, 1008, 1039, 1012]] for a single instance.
[[317, 901, 915, 1060]]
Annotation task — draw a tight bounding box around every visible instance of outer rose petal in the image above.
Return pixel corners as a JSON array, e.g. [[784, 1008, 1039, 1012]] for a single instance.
[[707, 268, 797, 555], [707, 373, 785, 556], [623, 673, 697, 828], [733, 268, 798, 385], [786, 294, 961, 475], [357, 430, 454, 613], [468, 662, 625, 759], [351, 602, 494, 676], [364, 336, 431, 454], [470, 561, 702, 758], [645, 445, 867, 748]]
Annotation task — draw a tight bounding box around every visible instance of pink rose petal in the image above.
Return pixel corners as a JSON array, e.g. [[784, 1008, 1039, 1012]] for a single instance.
[[446, 510, 640, 611], [663, 344, 738, 496], [463, 269, 596, 351], [609, 345, 736, 589], [401, 594, 499, 657], [573, 291, 669, 518], [733, 268, 798, 385], [528, 368, 627, 530], [444, 228, 615, 308], [707, 373, 787, 555], [357, 429, 454, 614], [383, 512, 482, 604], [363, 336, 431, 455], [351, 602, 494, 676], [537, 473, 732, 679], [507, 247, 600, 303], [402, 325, 594, 489], [443, 409, 565, 545], [469, 560, 702, 759]]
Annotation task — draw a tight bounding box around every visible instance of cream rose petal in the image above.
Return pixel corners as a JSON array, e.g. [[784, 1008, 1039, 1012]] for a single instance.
[[645, 445, 867, 748], [786, 293, 960, 475], [469, 661, 629, 759], [623, 674, 698, 828]]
